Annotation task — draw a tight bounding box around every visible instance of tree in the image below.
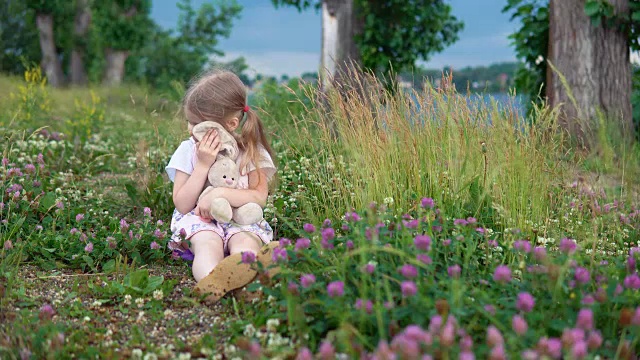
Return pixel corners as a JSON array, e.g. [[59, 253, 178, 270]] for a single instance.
[[93, 0, 152, 86], [125, 0, 242, 90], [0, 0, 41, 74], [25, 0, 72, 87], [272, 0, 463, 88], [70, 0, 91, 85], [505, 0, 640, 141], [548, 0, 632, 144]]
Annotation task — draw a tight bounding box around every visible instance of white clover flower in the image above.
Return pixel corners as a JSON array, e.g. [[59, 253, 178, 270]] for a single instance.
[[383, 197, 394, 205], [83, 316, 90, 322], [153, 290, 163, 301], [132, 349, 143, 360], [177, 353, 191, 360], [243, 324, 256, 338], [266, 318, 280, 332], [163, 309, 174, 318], [143, 353, 158, 360], [135, 298, 145, 308]]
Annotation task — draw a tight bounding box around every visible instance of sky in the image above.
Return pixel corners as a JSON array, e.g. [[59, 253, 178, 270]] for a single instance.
[[151, 0, 519, 78]]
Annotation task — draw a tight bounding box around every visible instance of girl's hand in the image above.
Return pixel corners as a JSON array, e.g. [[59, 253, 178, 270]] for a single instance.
[[195, 187, 226, 219], [196, 129, 221, 168]]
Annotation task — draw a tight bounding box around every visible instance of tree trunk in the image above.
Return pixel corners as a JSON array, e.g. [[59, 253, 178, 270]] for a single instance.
[[35, 14, 64, 87], [547, 0, 633, 146], [70, 0, 91, 86], [320, 0, 362, 91], [103, 49, 128, 86]]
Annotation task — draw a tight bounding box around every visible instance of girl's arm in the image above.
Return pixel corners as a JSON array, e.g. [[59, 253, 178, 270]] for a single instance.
[[173, 129, 221, 214], [196, 169, 269, 217], [172, 164, 210, 214]]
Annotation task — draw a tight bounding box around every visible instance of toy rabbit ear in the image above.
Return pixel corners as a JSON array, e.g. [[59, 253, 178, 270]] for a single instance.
[[191, 121, 218, 142]]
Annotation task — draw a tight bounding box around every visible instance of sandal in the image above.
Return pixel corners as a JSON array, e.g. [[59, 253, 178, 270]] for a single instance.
[[194, 241, 281, 304]]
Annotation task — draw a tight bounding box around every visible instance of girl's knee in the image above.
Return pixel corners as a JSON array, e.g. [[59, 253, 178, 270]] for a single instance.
[[190, 231, 224, 248], [228, 232, 262, 254]]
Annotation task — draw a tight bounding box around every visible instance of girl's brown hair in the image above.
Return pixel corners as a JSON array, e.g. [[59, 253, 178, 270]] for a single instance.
[[183, 70, 274, 177]]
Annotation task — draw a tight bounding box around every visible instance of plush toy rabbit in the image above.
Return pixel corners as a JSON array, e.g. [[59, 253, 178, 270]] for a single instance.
[[191, 121, 263, 225]]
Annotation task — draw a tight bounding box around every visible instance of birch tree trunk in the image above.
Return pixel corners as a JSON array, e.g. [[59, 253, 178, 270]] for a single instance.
[[320, 0, 362, 91], [103, 49, 128, 86], [36, 14, 64, 87], [547, 0, 633, 146], [70, 0, 91, 86]]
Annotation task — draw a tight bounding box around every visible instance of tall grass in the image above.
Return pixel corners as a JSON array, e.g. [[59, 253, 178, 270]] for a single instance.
[[284, 70, 569, 235]]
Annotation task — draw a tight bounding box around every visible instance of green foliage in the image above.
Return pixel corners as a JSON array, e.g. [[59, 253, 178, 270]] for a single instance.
[[242, 198, 640, 358], [0, 0, 41, 74], [271, 0, 464, 75], [502, 0, 548, 111], [504, 0, 640, 131], [93, 0, 153, 52], [357, 0, 463, 75], [125, 0, 243, 91]]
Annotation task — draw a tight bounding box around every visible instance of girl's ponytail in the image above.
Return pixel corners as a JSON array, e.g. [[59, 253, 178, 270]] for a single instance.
[[238, 107, 275, 177]]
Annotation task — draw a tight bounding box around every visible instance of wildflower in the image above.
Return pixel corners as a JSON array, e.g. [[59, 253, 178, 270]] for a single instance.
[[124, 294, 132, 305], [37, 153, 44, 164], [574, 267, 590, 284], [266, 318, 280, 332], [300, 274, 316, 288], [321, 228, 335, 249], [272, 247, 288, 263], [3, 240, 13, 250], [632, 307, 640, 325], [287, 282, 299, 294], [429, 315, 443, 333], [327, 281, 345, 297], [493, 265, 512, 283], [0, 202, 3, 210], [447, 265, 461, 278], [296, 347, 313, 360], [363, 263, 376, 274], [571, 341, 587, 360], [143, 207, 152, 216], [533, 246, 547, 261], [355, 299, 373, 314], [513, 240, 531, 253], [153, 229, 164, 239], [346, 240, 354, 250], [55, 201, 64, 209], [581, 295, 595, 305], [460, 335, 473, 351], [135, 298, 144, 308], [241, 251, 256, 264], [488, 240, 498, 247], [559, 238, 577, 254], [317, 341, 335, 360], [1, 157, 8, 166], [623, 273, 640, 289], [587, 330, 603, 350], [84, 242, 93, 253], [484, 305, 496, 315], [512, 315, 528, 335], [403, 219, 419, 229], [576, 309, 594, 330], [153, 290, 163, 301], [516, 292, 535, 312], [120, 219, 129, 230], [562, 328, 585, 346], [76, 213, 84, 222], [249, 341, 261, 357], [486, 326, 504, 347], [421, 197, 435, 209], [39, 304, 55, 320], [414, 235, 431, 251], [35, 225, 43, 231], [459, 352, 475, 360], [442, 238, 452, 246], [344, 211, 361, 222], [489, 345, 506, 360], [476, 227, 486, 234], [453, 218, 468, 226], [279, 238, 292, 247], [24, 164, 35, 173], [399, 264, 418, 279], [417, 254, 432, 264], [322, 219, 332, 228], [383, 197, 394, 205], [401, 281, 417, 297], [303, 223, 316, 233], [179, 228, 187, 238], [150, 241, 160, 250]]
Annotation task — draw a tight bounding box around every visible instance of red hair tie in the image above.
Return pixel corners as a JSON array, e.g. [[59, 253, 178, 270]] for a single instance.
[[243, 105, 250, 112]]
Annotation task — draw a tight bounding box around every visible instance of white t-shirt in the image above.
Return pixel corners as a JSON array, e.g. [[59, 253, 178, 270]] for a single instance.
[[165, 137, 276, 189]]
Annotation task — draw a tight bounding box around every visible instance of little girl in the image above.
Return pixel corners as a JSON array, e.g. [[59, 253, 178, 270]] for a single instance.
[[165, 70, 278, 303]]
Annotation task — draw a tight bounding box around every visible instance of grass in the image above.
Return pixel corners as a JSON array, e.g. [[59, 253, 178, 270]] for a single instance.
[[1, 66, 640, 359]]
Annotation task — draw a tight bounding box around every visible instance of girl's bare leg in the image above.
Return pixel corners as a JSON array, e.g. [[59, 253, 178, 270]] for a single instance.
[[190, 231, 225, 282]]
